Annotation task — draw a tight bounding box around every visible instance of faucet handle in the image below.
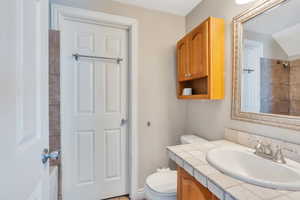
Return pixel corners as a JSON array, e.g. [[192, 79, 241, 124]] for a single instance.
[[274, 145, 286, 164], [254, 140, 263, 153]]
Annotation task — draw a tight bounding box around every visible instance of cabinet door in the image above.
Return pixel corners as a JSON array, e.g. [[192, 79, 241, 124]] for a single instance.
[[178, 167, 213, 200], [189, 20, 209, 79], [177, 38, 189, 81]]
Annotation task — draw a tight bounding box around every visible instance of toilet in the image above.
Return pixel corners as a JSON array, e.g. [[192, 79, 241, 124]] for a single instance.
[[145, 135, 208, 200]]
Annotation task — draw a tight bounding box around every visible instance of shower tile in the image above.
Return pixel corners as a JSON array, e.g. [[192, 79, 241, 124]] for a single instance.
[[49, 30, 60, 75], [49, 104, 60, 132], [49, 74, 60, 105]]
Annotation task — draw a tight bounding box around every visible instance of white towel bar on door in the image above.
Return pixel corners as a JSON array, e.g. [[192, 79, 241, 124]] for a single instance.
[[72, 53, 123, 64]]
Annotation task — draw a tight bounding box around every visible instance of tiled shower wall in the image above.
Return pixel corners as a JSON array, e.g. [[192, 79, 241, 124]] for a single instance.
[[49, 30, 61, 199], [260, 58, 300, 116], [49, 30, 61, 164], [260, 58, 290, 115], [289, 59, 300, 116]]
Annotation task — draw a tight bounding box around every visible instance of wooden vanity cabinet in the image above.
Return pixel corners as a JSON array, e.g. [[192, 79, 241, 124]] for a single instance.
[[177, 17, 224, 100], [177, 167, 219, 200]]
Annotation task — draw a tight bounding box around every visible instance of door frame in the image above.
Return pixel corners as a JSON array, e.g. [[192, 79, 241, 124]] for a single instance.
[[51, 4, 139, 199]]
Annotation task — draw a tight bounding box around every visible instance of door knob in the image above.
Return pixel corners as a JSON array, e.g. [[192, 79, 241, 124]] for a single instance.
[[42, 148, 61, 164]]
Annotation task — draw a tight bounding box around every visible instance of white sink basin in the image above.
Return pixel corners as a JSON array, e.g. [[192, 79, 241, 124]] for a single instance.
[[206, 147, 300, 191]]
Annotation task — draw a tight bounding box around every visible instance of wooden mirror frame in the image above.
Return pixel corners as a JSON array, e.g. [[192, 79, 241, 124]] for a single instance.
[[232, 0, 300, 131]]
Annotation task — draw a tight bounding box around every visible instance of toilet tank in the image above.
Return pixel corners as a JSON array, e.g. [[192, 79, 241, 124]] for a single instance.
[[180, 135, 208, 144]]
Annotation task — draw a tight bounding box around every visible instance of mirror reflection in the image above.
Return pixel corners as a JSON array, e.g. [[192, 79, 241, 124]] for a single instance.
[[241, 0, 300, 116]]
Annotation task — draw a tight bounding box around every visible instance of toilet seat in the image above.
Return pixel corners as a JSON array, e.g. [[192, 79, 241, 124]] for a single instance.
[[145, 170, 177, 200]]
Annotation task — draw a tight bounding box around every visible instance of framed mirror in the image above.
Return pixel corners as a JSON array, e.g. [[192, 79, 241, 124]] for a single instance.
[[232, 0, 300, 130]]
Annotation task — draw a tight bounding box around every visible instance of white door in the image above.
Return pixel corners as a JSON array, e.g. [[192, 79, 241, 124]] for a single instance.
[[61, 19, 129, 200], [241, 40, 263, 113], [0, 0, 49, 200]]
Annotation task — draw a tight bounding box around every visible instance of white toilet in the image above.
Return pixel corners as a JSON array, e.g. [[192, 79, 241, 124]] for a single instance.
[[145, 135, 208, 200]]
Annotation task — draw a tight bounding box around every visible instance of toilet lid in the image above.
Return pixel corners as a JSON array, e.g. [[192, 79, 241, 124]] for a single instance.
[[146, 171, 177, 194]]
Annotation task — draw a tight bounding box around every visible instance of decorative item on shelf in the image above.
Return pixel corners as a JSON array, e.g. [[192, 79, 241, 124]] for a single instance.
[[182, 88, 192, 96]]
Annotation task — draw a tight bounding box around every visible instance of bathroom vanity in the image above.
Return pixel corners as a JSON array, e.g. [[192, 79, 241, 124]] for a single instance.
[[167, 137, 300, 200], [177, 167, 219, 200]]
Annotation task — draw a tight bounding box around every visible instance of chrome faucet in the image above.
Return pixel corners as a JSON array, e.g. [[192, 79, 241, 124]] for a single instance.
[[273, 146, 286, 164], [254, 141, 286, 164], [254, 140, 273, 160]]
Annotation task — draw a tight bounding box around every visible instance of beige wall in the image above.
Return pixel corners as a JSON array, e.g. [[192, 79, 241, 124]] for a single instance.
[[185, 0, 300, 143], [50, 0, 187, 188]]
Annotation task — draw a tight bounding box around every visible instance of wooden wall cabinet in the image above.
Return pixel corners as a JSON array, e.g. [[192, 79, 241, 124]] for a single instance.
[[177, 38, 189, 82], [177, 167, 219, 200], [177, 17, 224, 100]]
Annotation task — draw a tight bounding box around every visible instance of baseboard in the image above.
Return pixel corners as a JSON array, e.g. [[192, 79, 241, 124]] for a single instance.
[[130, 187, 145, 200]]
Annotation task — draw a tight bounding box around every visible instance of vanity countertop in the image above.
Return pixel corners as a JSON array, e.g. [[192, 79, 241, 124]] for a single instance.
[[167, 140, 300, 200]]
